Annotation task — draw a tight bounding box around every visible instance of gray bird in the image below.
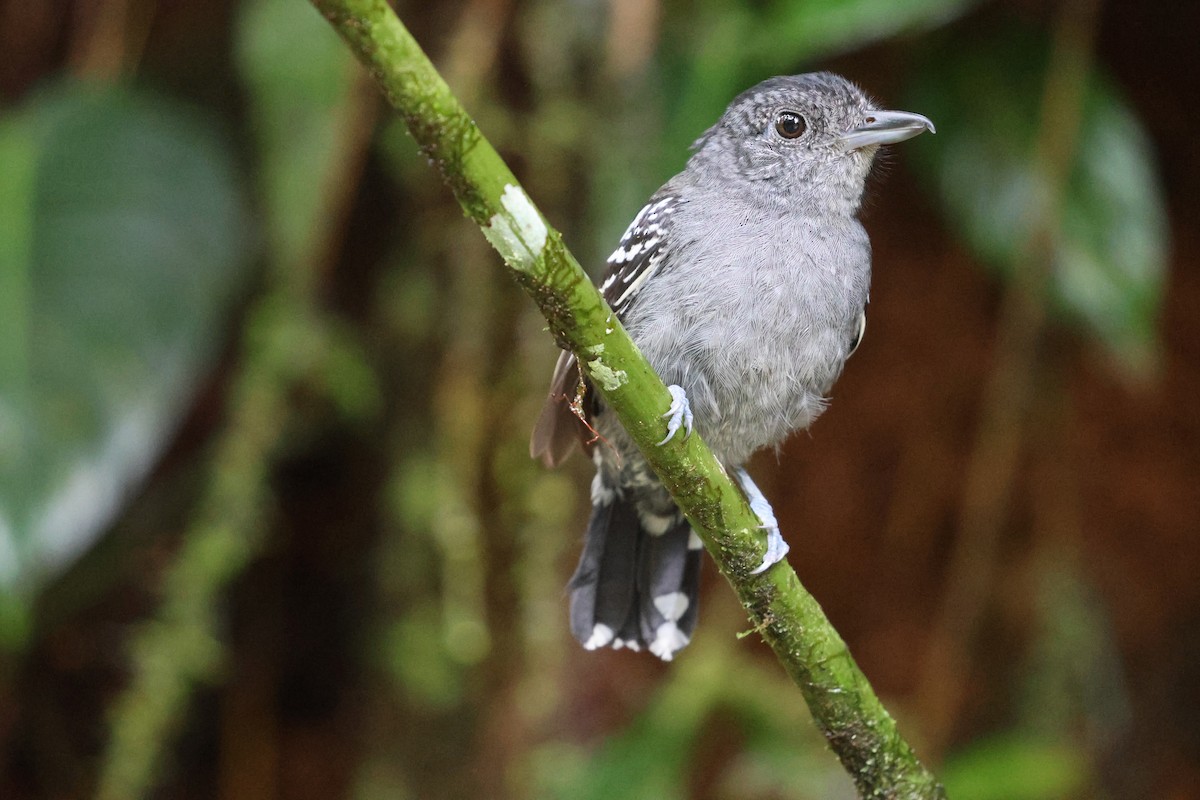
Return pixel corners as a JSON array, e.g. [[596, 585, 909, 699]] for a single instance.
[[531, 72, 933, 660]]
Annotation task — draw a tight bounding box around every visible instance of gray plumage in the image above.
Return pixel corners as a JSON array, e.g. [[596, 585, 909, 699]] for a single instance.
[[531, 72, 934, 660]]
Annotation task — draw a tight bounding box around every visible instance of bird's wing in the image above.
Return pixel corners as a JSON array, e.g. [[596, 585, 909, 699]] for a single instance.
[[598, 194, 681, 317], [529, 349, 591, 467], [530, 194, 682, 467]]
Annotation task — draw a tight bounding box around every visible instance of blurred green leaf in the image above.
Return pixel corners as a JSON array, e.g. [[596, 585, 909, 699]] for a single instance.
[[381, 601, 465, 709], [906, 28, 1169, 376], [532, 641, 730, 800], [235, 0, 360, 283], [0, 82, 254, 610], [0, 119, 37, 616], [757, 0, 980, 59], [549, 714, 690, 800], [660, 0, 980, 167], [941, 733, 1088, 800]]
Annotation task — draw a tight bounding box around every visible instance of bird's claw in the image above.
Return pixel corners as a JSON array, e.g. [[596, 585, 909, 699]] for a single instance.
[[750, 525, 789, 574], [735, 468, 790, 574], [657, 385, 694, 446]]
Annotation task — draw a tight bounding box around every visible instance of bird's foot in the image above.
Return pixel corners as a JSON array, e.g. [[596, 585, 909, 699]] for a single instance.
[[657, 385, 694, 446], [735, 468, 790, 574]]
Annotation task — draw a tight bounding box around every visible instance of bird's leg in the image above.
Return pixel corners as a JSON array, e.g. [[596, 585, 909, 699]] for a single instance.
[[657, 385, 694, 445], [734, 468, 790, 574]]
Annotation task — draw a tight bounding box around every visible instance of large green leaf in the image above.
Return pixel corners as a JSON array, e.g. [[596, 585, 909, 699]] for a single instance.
[[0, 83, 255, 617], [906, 29, 1168, 376], [757, 0, 979, 58]]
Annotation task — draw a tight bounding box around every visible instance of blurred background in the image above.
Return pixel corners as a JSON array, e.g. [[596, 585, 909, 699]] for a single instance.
[[0, 0, 1196, 797]]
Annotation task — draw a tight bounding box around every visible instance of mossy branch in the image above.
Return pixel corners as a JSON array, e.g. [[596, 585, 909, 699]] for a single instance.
[[310, 1, 944, 796]]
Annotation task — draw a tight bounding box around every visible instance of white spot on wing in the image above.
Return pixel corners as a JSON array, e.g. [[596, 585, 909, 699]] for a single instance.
[[591, 473, 615, 505], [608, 240, 644, 263], [638, 510, 676, 536], [612, 250, 664, 308]]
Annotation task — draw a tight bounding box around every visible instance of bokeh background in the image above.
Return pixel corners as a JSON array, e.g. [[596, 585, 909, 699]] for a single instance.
[[1, 0, 1197, 797]]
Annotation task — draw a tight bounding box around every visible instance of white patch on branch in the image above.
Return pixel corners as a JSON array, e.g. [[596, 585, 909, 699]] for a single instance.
[[483, 184, 548, 272], [580, 343, 627, 392], [586, 358, 628, 392]]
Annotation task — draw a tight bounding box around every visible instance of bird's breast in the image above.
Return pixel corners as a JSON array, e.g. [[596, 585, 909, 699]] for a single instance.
[[625, 210, 871, 464]]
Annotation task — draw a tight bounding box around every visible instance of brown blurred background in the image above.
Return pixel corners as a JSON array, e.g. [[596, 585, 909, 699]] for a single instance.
[[0, 0, 1197, 798]]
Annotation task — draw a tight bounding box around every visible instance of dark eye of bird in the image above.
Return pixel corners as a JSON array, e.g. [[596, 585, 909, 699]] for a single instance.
[[774, 111, 806, 139]]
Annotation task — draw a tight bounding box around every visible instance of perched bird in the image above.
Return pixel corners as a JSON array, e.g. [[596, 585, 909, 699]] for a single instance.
[[531, 73, 934, 660]]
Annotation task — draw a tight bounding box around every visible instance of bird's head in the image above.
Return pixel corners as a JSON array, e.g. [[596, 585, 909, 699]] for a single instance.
[[692, 72, 934, 215]]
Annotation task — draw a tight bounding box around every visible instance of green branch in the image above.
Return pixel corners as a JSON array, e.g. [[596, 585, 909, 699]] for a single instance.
[[310, 1, 944, 796]]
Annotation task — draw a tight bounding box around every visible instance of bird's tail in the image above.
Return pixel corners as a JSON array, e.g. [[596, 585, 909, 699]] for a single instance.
[[567, 475, 702, 660]]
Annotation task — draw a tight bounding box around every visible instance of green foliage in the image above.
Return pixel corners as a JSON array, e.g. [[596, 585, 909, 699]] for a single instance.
[[0, 83, 254, 629], [931, 558, 1115, 800], [906, 27, 1168, 376], [1020, 554, 1129, 765], [380, 600, 466, 708], [236, 0, 361, 285], [658, 0, 981, 168], [941, 733, 1088, 800], [532, 638, 851, 800], [934, 563, 1113, 800]]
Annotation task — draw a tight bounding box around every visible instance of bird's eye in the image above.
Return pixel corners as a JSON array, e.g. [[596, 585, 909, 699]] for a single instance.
[[774, 111, 807, 139]]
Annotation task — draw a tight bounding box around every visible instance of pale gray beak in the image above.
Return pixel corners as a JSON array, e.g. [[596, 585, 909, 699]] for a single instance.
[[838, 110, 935, 151]]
